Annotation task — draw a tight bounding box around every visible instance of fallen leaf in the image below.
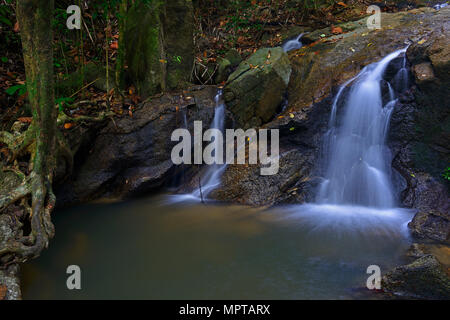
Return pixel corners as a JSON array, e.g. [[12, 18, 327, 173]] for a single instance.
[[0, 285, 6, 300], [13, 21, 19, 33], [64, 123, 74, 129], [289, 113, 294, 118], [110, 41, 118, 50], [417, 39, 426, 45], [18, 117, 32, 123], [331, 26, 343, 34], [337, 1, 347, 7]]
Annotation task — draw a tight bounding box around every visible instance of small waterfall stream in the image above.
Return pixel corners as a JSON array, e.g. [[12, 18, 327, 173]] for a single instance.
[[191, 91, 227, 199], [169, 91, 227, 202], [317, 48, 407, 208], [282, 33, 304, 52]]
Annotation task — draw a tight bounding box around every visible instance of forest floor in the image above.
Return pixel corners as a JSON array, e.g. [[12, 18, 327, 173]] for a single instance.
[[0, 0, 444, 159]]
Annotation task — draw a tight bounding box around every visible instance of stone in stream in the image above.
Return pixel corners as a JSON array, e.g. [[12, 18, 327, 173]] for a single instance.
[[215, 7, 450, 212], [223, 47, 292, 129], [55, 86, 220, 207], [215, 49, 242, 84], [382, 254, 450, 299]]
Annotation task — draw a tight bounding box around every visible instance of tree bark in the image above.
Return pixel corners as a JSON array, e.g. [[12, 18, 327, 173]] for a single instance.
[[0, 0, 56, 299]]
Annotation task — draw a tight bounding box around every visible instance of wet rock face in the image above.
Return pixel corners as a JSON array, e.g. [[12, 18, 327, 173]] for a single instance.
[[56, 86, 218, 207], [213, 94, 332, 207], [215, 7, 450, 210], [382, 255, 450, 299], [224, 47, 292, 129], [409, 210, 450, 243], [389, 21, 449, 243]]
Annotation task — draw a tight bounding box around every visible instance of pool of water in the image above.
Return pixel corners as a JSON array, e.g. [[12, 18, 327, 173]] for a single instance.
[[21, 195, 414, 299]]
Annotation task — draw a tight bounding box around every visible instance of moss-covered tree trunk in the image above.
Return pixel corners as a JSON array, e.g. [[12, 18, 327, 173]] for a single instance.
[[0, 0, 56, 299], [124, 0, 194, 98], [17, 0, 57, 252]]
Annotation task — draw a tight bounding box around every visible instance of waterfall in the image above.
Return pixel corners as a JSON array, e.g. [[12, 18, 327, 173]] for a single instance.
[[169, 91, 227, 203], [316, 48, 407, 208], [282, 33, 304, 52], [191, 91, 227, 198]]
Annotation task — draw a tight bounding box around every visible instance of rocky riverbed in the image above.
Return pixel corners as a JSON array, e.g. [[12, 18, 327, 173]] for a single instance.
[[2, 5, 448, 300]]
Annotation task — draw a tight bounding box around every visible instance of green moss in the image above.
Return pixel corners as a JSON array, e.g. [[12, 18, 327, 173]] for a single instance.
[[125, 1, 164, 97], [56, 62, 113, 96]]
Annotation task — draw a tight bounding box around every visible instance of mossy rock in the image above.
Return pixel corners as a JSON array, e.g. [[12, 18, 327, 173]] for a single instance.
[[382, 255, 450, 299], [224, 47, 292, 128], [56, 62, 113, 96]]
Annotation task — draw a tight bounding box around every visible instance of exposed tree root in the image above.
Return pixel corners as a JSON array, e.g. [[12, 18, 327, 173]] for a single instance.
[[0, 172, 54, 265], [0, 111, 114, 266], [57, 110, 115, 126]]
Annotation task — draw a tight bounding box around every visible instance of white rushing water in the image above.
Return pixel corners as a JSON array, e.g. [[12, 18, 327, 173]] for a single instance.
[[168, 91, 227, 203], [286, 48, 414, 233], [282, 33, 304, 52], [316, 48, 408, 208], [191, 91, 227, 198]]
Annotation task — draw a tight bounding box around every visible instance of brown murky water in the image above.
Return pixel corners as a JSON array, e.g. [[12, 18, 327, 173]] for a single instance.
[[21, 195, 414, 299]]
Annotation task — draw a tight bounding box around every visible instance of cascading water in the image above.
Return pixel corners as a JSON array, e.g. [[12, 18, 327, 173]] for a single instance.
[[284, 48, 414, 235], [168, 91, 227, 202], [191, 92, 227, 198], [316, 48, 408, 208], [282, 33, 304, 52]]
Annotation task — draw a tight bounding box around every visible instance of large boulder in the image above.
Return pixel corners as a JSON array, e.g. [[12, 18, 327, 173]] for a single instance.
[[382, 254, 450, 299], [124, 0, 194, 97], [214, 7, 450, 210], [215, 49, 242, 84], [223, 47, 292, 128], [409, 209, 450, 243], [56, 86, 218, 207]]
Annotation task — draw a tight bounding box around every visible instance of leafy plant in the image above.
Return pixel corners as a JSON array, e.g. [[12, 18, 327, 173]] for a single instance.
[[0, 4, 13, 27], [5, 84, 27, 96], [55, 97, 74, 112], [443, 167, 450, 181]]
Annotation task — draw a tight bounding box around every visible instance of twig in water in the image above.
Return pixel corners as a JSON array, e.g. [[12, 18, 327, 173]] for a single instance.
[[198, 176, 205, 204]]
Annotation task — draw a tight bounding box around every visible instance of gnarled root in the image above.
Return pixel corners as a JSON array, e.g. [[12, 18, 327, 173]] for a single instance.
[[0, 172, 55, 265]]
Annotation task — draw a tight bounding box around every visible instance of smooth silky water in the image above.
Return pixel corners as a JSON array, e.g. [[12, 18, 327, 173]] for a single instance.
[[22, 49, 415, 299], [21, 196, 413, 299]]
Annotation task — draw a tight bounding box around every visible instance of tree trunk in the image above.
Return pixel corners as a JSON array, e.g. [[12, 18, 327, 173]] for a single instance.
[[0, 0, 56, 299], [18, 0, 57, 180]]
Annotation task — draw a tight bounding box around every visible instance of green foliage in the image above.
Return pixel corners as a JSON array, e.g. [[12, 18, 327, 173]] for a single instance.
[[0, 4, 12, 26], [5, 84, 27, 96], [53, 7, 69, 32], [55, 97, 74, 112], [443, 167, 450, 181]]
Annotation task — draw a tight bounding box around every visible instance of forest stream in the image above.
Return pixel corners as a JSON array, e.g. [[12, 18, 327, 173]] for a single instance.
[[22, 196, 413, 299]]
